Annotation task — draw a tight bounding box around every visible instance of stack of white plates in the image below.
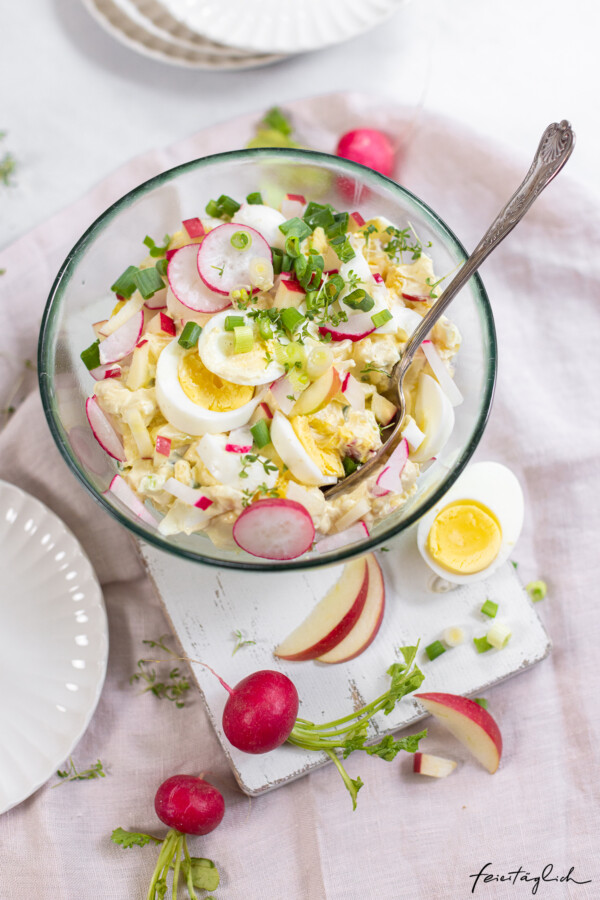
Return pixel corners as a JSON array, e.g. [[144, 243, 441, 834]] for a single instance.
[[82, 0, 406, 70]]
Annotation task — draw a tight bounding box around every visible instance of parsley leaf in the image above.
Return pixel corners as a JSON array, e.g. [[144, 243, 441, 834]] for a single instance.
[[111, 828, 161, 849]]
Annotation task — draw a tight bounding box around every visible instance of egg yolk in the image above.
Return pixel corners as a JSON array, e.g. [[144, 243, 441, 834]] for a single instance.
[[178, 353, 253, 411], [427, 500, 502, 575], [291, 416, 345, 477]]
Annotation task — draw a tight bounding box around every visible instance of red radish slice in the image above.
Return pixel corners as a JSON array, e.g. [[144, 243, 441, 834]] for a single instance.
[[269, 374, 301, 415], [168, 244, 231, 313], [421, 339, 463, 406], [98, 310, 143, 365], [319, 312, 375, 343], [166, 248, 178, 261], [374, 438, 409, 494], [225, 425, 253, 453], [155, 435, 171, 457], [89, 363, 121, 381], [281, 194, 306, 219], [233, 498, 315, 560], [182, 217, 205, 238], [163, 476, 214, 510], [197, 223, 272, 295], [85, 397, 126, 462], [350, 211, 366, 228], [69, 426, 110, 476], [373, 273, 384, 284], [341, 373, 365, 410], [159, 312, 176, 336], [315, 521, 370, 554], [107, 474, 157, 527], [144, 292, 168, 310]]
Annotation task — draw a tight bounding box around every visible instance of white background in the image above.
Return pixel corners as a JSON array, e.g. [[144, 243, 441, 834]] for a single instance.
[[0, 0, 597, 250]]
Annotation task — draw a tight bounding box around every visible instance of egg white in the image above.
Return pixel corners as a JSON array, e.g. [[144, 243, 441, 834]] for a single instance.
[[198, 310, 285, 386], [416, 460, 525, 584], [270, 411, 337, 487], [410, 372, 455, 463], [155, 339, 262, 436], [232, 204, 287, 250]]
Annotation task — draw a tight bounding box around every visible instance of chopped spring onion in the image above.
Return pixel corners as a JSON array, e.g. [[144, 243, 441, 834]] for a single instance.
[[110, 265, 138, 299], [271, 247, 284, 275], [425, 640, 446, 661], [442, 626, 465, 647], [258, 316, 273, 340], [263, 107, 292, 136], [486, 622, 512, 649], [371, 308, 393, 328], [526, 580, 547, 602], [473, 635, 493, 653], [342, 456, 359, 476], [303, 201, 335, 230], [233, 325, 254, 353], [325, 212, 349, 240], [323, 273, 344, 302], [155, 258, 168, 277], [230, 230, 251, 251], [80, 340, 100, 370], [304, 289, 320, 310], [333, 237, 356, 263], [205, 194, 241, 219], [250, 419, 271, 448], [343, 289, 375, 312], [178, 321, 202, 349], [246, 191, 263, 205], [279, 217, 312, 242], [472, 698, 488, 709], [285, 235, 301, 258], [249, 256, 274, 290], [280, 307, 305, 333], [132, 267, 164, 300], [480, 599, 498, 619], [294, 252, 323, 290], [143, 233, 170, 257], [225, 315, 245, 331]]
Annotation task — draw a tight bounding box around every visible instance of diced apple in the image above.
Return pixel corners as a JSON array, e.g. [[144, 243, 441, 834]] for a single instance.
[[348, 211, 366, 232], [317, 554, 385, 663], [147, 311, 176, 336], [371, 392, 397, 425], [291, 367, 341, 416], [126, 341, 153, 390], [413, 752, 457, 778], [415, 692, 502, 774], [93, 320, 108, 340], [274, 557, 369, 661], [123, 407, 154, 458], [273, 278, 306, 309]]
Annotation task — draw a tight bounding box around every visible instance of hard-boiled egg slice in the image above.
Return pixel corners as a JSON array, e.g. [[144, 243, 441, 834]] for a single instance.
[[155, 339, 263, 436], [196, 433, 279, 492], [417, 461, 525, 584], [198, 310, 285, 386], [409, 372, 455, 463], [270, 411, 337, 487], [232, 203, 287, 249]]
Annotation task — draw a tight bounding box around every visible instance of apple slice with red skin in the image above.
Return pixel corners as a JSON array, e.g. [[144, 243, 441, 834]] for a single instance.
[[413, 752, 457, 778], [415, 693, 502, 773], [291, 367, 341, 416], [316, 554, 385, 664], [274, 557, 369, 661]]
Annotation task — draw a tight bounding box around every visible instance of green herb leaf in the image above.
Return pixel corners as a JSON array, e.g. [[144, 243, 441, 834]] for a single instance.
[[111, 827, 161, 849], [232, 629, 256, 655], [54, 757, 106, 785], [365, 728, 427, 761]]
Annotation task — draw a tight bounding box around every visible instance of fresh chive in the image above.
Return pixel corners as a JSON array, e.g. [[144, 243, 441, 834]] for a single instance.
[[473, 635, 493, 653], [472, 698, 488, 709], [343, 289, 375, 312], [155, 258, 168, 277], [233, 325, 254, 353], [178, 322, 201, 349], [132, 267, 164, 300], [280, 307, 305, 333], [371, 309, 393, 328], [342, 456, 359, 476], [246, 191, 263, 205], [480, 599, 498, 618], [80, 340, 101, 370], [250, 419, 271, 448], [263, 107, 292, 136], [225, 315, 245, 331], [425, 640, 446, 661], [230, 230, 251, 251], [110, 265, 138, 298], [526, 580, 547, 602]]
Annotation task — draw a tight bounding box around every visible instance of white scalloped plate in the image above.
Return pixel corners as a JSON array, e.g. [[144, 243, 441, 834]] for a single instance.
[[162, 0, 407, 53], [0, 480, 108, 814]]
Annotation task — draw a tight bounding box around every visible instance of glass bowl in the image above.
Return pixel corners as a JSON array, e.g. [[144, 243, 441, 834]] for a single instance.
[[38, 148, 496, 571]]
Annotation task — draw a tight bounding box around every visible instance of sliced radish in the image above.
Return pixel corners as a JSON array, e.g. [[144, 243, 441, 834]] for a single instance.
[[225, 425, 253, 453], [281, 194, 306, 219], [374, 438, 409, 494], [373, 273, 384, 284], [106, 474, 157, 528], [319, 312, 376, 343], [197, 223, 272, 296], [155, 435, 172, 457], [89, 363, 121, 381], [144, 292, 168, 310], [98, 310, 144, 365], [314, 521, 370, 554], [85, 397, 126, 462], [341, 373, 366, 410], [163, 477, 214, 510], [167, 244, 231, 314], [69, 425, 110, 476], [421, 340, 463, 406], [182, 217, 205, 239], [269, 374, 302, 415], [232, 498, 315, 560]]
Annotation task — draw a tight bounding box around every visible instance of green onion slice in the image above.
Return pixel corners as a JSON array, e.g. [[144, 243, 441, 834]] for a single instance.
[[250, 419, 271, 448], [230, 230, 251, 251], [258, 316, 273, 340], [425, 640, 446, 661], [80, 340, 101, 370], [280, 307, 305, 333], [132, 267, 164, 300], [279, 217, 312, 242], [526, 580, 547, 602], [178, 322, 202, 349], [371, 309, 393, 328], [480, 599, 498, 618], [473, 635, 493, 653], [233, 325, 254, 353], [246, 191, 263, 205], [343, 289, 375, 312], [110, 265, 138, 298], [334, 238, 356, 264], [225, 315, 245, 331], [285, 235, 301, 258]]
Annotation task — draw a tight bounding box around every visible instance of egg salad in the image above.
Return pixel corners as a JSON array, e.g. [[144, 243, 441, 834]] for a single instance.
[[80, 193, 462, 557]]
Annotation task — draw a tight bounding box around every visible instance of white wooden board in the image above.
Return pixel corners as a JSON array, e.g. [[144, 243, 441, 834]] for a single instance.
[[139, 528, 551, 795]]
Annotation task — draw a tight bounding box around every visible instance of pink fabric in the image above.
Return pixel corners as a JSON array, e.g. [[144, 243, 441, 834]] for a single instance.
[[0, 93, 598, 898]]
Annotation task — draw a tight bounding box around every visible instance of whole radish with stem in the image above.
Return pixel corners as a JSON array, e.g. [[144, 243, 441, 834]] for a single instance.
[[112, 774, 224, 899]]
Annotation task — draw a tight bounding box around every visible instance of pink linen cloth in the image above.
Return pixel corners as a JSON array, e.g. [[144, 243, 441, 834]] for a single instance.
[[0, 93, 599, 899]]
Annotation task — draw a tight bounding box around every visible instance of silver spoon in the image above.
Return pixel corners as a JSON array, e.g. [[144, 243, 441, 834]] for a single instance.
[[323, 119, 575, 501]]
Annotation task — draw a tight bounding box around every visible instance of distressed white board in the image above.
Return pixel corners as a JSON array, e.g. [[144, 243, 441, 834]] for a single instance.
[[139, 528, 551, 795]]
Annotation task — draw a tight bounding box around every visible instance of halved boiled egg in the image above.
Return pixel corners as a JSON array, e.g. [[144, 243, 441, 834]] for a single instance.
[[409, 372, 455, 463], [270, 411, 338, 487], [198, 310, 285, 386], [155, 339, 263, 436], [417, 461, 525, 584]]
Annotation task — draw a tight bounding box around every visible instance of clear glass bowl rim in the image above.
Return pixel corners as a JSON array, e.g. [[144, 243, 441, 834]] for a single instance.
[[38, 146, 497, 571]]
